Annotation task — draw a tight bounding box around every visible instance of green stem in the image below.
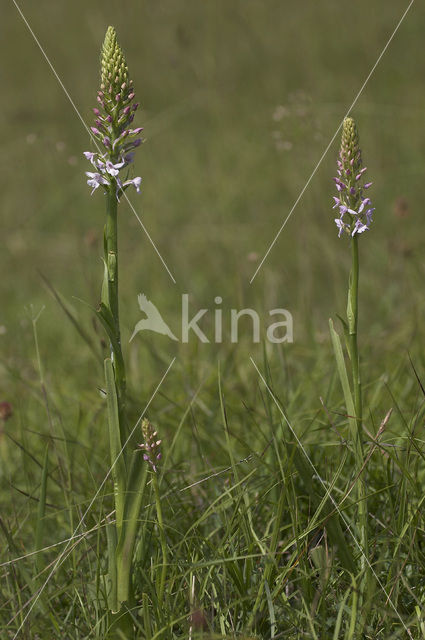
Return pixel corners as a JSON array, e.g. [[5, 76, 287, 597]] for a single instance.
[[105, 190, 119, 328], [347, 236, 368, 571], [103, 188, 133, 634], [153, 473, 167, 604], [105, 188, 127, 434], [348, 237, 362, 446]]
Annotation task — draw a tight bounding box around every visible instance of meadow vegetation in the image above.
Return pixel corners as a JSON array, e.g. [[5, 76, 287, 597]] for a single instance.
[[1, 1, 425, 637]]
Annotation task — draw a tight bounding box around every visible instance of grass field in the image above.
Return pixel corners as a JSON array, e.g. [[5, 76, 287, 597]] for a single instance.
[[2, 1, 425, 637]]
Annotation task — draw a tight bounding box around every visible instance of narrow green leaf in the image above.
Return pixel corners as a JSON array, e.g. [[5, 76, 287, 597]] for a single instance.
[[35, 445, 49, 574], [106, 521, 118, 613], [98, 303, 120, 355], [347, 575, 358, 639], [265, 580, 276, 639], [142, 593, 152, 639], [115, 451, 148, 606], [333, 586, 351, 640], [329, 319, 355, 421], [336, 313, 351, 358]]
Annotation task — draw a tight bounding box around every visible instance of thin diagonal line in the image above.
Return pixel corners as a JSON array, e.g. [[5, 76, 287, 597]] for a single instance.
[[10, 357, 176, 639], [1, 453, 257, 571], [249, 356, 413, 637], [1, 454, 256, 572], [11, 0, 177, 284], [250, 0, 415, 284], [0, 515, 113, 569], [2, 380, 206, 571]]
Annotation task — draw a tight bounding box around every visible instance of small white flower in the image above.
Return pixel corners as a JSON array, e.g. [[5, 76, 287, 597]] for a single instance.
[[86, 171, 109, 195]]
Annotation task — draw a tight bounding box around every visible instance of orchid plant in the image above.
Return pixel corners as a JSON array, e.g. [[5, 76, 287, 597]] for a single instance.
[[84, 26, 143, 423], [84, 27, 164, 637], [329, 116, 373, 612]]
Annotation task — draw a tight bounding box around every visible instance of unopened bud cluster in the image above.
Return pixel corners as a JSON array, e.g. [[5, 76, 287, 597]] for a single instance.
[[84, 26, 142, 198], [333, 117, 374, 237], [138, 418, 162, 472]]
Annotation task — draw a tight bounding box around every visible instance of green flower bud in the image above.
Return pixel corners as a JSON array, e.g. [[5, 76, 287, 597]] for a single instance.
[[340, 117, 362, 176], [100, 26, 130, 93]]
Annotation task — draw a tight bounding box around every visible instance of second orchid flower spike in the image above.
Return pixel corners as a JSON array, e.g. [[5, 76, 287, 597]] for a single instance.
[[333, 117, 374, 237], [138, 418, 162, 472]]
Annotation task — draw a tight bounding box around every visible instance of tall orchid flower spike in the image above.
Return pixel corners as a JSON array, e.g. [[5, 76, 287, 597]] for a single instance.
[[333, 117, 374, 237], [84, 26, 145, 417], [329, 114, 373, 607], [84, 26, 142, 199]]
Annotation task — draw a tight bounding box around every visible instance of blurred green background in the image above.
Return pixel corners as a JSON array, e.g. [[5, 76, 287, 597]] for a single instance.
[[1, 0, 424, 423]]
